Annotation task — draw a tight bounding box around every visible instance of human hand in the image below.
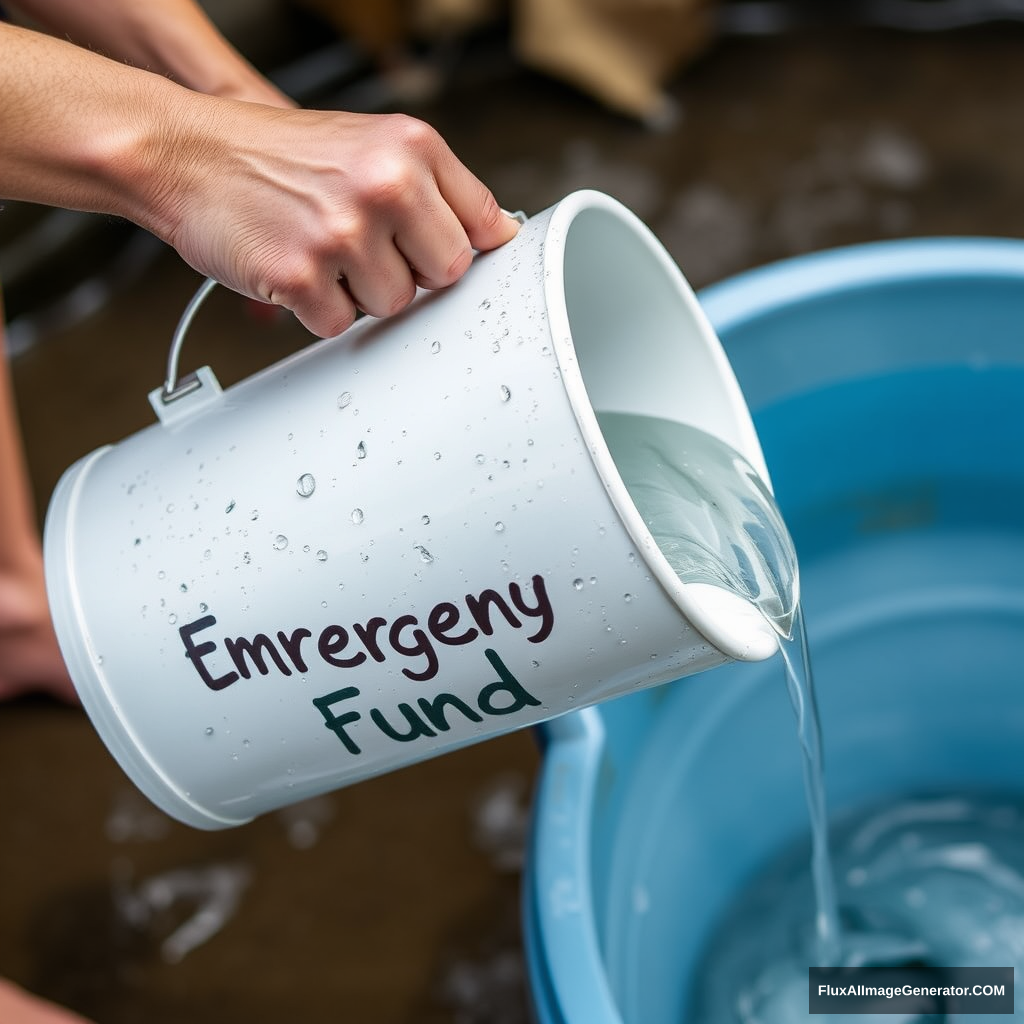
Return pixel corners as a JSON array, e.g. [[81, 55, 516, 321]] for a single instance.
[[147, 103, 520, 338], [0, 979, 94, 1023], [1, 24, 518, 338]]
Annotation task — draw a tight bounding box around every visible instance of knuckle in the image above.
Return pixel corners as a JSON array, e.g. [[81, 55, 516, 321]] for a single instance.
[[261, 256, 319, 309], [443, 245, 473, 284], [388, 113, 440, 153], [324, 213, 366, 259], [385, 280, 418, 316], [476, 192, 506, 233], [323, 305, 358, 337], [359, 159, 417, 209]]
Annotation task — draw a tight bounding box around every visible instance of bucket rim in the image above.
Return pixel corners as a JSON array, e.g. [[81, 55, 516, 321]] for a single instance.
[[541, 188, 779, 664]]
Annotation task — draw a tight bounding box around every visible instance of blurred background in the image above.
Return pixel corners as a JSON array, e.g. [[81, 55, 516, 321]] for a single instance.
[[2, 2, 1023, 1021]]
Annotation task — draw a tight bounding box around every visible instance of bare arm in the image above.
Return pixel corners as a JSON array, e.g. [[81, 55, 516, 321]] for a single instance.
[[5, 0, 293, 106], [0, 21, 518, 336], [0, 979, 94, 1023]]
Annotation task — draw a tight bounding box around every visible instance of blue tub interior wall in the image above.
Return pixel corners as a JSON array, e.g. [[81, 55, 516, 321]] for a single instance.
[[526, 239, 1024, 1024]]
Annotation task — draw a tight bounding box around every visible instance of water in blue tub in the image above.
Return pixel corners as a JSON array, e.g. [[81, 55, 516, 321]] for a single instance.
[[598, 411, 1023, 1023]]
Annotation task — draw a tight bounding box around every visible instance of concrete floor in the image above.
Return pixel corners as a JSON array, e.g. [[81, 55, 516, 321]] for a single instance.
[[2, 15, 1024, 1024]]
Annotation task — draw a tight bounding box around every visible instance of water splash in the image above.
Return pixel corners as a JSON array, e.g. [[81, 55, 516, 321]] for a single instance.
[[112, 862, 253, 964]]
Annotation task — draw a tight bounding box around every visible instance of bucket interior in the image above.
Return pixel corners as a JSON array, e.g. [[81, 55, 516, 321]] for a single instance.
[[558, 204, 761, 470], [526, 239, 1024, 1024], [548, 196, 780, 660]]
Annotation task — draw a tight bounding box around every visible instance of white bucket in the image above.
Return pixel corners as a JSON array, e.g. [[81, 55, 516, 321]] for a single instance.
[[44, 189, 776, 829]]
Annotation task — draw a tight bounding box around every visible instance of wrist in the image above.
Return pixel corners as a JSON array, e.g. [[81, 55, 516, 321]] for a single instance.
[[96, 77, 224, 243]]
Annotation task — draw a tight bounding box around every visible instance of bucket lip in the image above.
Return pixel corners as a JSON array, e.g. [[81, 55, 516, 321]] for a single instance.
[[43, 450, 248, 831], [540, 189, 778, 665]]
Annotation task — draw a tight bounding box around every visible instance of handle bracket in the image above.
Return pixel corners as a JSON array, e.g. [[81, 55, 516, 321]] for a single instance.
[[151, 276, 223, 425]]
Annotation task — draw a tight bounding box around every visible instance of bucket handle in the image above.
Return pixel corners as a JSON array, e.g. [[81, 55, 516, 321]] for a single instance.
[[158, 208, 527, 406], [160, 276, 219, 405]]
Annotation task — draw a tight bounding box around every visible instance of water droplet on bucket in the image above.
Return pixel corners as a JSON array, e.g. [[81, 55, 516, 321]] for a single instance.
[[351, 508, 364, 525], [296, 473, 316, 498], [166, 503, 175, 514], [204, 726, 214, 737], [415, 545, 434, 564], [572, 578, 584, 591], [157, 570, 166, 580], [421, 514, 430, 525], [242, 551, 252, 564], [430, 340, 441, 354], [179, 583, 188, 593], [494, 521, 506, 533], [479, 299, 491, 310], [274, 534, 289, 551], [337, 391, 353, 409], [134, 537, 142, 547], [250, 510, 259, 521], [168, 613, 178, 624], [500, 385, 512, 402], [316, 549, 328, 562], [475, 453, 486, 465], [356, 441, 367, 459], [199, 602, 209, 612], [433, 452, 442, 461], [624, 593, 633, 603], [225, 500, 236, 514]]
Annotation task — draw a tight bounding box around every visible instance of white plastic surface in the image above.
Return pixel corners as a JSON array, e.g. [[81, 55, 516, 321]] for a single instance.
[[44, 190, 774, 828]]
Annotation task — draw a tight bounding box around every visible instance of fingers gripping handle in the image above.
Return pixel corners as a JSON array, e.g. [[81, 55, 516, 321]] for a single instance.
[[151, 208, 527, 424]]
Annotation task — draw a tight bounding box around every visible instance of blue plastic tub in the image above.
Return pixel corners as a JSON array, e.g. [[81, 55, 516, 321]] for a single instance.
[[524, 238, 1024, 1024]]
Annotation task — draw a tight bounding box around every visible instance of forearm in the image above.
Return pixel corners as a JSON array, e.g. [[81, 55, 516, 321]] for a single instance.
[[0, 20, 518, 339], [5, 0, 293, 105], [0, 20, 217, 237]]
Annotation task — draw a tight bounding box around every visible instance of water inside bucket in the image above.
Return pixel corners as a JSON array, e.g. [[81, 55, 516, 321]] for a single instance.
[[598, 410, 1023, 1022], [597, 413, 798, 640]]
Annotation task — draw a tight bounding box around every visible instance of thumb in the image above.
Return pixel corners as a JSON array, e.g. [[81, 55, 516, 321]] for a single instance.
[[440, 165, 521, 253], [467, 193, 522, 253]]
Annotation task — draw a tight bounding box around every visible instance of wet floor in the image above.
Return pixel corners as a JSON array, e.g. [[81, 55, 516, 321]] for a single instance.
[[3, 12, 1024, 1024]]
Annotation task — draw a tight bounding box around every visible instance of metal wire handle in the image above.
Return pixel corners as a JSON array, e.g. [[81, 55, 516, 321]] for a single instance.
[[161, 276, 218, 404]]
